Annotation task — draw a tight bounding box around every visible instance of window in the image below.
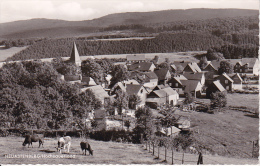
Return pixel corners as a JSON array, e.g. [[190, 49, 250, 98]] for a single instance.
[[140, 89, 143, 93], [240, 69, 242, 72], [225, 80, 228, 84], [226, 86, 229, 90], [175, 83, 178, 87], [169, 83, 172, 86]]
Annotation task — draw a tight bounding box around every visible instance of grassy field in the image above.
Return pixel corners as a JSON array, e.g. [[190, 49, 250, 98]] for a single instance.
[[80, 51, 205, 63], [0, 47, 28, 62], [0, 137, 162, 165], [227, 93, 259, 109], [175, 107, 259, 159]]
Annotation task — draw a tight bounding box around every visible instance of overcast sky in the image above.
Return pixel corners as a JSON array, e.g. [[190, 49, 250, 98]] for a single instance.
[[0, 0, 259, 23]]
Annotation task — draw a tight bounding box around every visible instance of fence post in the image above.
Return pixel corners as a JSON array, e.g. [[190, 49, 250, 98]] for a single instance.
[[153, 142, 155, 155], [165, 146, 167, 161], [172, 147, 174, 165], [182, 152, 184, 164], [145, 141, 147, 150], [149, 141, 150, 152], [158, 146, 160, 158]]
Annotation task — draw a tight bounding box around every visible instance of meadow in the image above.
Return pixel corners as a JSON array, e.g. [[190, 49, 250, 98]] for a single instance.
[[0, 46, 27, 62]]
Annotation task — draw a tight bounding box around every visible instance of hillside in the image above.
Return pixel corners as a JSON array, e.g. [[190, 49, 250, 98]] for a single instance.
[[0, 8, 258, 39]]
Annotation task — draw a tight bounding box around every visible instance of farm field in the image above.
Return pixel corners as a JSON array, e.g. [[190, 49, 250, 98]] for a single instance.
[[0, 137, 162, 165], [175, 107, 259, 159], [80, 51, 205, 63], [0, 47, 27, 62], [227, 93, 259, 109]]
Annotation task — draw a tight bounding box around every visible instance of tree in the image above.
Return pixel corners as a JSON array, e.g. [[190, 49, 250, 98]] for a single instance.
[[218, 60, 234, 75], [199, 56, 208, 69], [128, 94, 142, 110], [157, 104, 179, 128], [206, 49, 224, 61], [81, 59, 104, 84], [210, 91, 227, 109], [110, 65, 130, 86], [124, 120, 131, 131], [183, 92, 194, 105], [114, 90, 128, 115]]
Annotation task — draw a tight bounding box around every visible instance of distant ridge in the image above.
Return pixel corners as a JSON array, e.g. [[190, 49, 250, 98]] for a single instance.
[[0, 8, 258, 39]]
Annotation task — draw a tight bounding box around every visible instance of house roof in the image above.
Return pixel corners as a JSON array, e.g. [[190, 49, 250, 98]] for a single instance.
[[126, 84, 144, 95], [145, 72, 158, 80], [229, 73, 243, 82], [155, 84, 170, 90], [212, 80, 225, 92], [160, 126, 181, 136], [69, 42, 81, 64], [211, 60, 221, 70], [122, 79, 140, 85], [128, 62, 154, 71], [154, 68, 170, 81], [203, 63, 218, 71], [110, 82, 127, 94], [221, 73, 234, 83], [127, 54, 145, 61], [153, 87, 178, 98], [185, 62, 201, 73], [183, 72, 204, 80], [162, 87, 178, 96], [173, 61, 190, 68], [242, 58, 258, 68], [81, 76, 97, 86], [64, 75, 81, 81], [181, 80, 201, 92], [175, 75, 187, 80], [82, 85, 109, 100]]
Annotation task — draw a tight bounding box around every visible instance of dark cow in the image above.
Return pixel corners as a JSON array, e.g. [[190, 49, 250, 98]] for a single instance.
[[80, 141, 93, 156], [22, 135, 44, 148]]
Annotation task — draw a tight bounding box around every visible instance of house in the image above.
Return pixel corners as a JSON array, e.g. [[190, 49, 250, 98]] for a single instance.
[[81, 85, 110, 104], [241, 58, 259, 75], [154, 68, 171, 85], [126, 84, 148, 107], [68, 42, 81, 67], [181, 80, 203, 98], [110, 82, 127, 95], [172, 61, 190, 73], [146, 87, 179, 107], [183, 72, 205, 86], [216, 73, 234, 91], [228, 73, 243, 90], [183, 62, 201, 73], [201, 62, 218, 76], [128, 62, 156, 72], [81, 77, 97, 87], [158, 126, 181, 137], [143, 72, 158, 90], [211, 60, 221, 71], [206, 80, 226, 98], [175, 117, 191, 130], [167, 75, 187, 89], [127, 54, 146, 64]]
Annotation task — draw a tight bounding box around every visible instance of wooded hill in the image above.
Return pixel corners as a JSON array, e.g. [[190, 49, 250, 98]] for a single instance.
[[0, 8, 258, 39]]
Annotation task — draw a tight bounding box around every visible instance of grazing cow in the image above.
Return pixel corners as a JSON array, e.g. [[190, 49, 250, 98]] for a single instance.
[[22, 135, 44, 148], [80, 141, 93, 156], [56, 136, 71, 153]]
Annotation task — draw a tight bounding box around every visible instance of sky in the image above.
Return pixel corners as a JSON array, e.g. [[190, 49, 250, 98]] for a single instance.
[[0, 0, 259, 23]]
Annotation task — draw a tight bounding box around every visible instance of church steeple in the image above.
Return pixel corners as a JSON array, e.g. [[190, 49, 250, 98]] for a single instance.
[[69, 42, 81, 66]]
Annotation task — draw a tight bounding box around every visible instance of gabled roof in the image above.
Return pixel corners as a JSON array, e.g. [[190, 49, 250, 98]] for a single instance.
[[153, 87, 178, 98], [126, 84, 145, 95], [127, 54, 145, 61], [160, 126, 181, 136], [221, 73, 234, 83], [242, 58, 258, 68], [122, 79, 140, 85], [229, 73, 243, 82], [183, 72, 204, 80], [128, 62, 154, 71], [154, 68, 170, 80], [181, 80, 201, 92], [211, 60, 221, 70], [145, 72, 158, 80], [154, 84, 170, 90], [69, 42, 81, 64], [185, 62, 201, 73], [212, 80, 226, 92], [81, 85, 109, 101], [203, 63, 217, 71], [161, 87, 178, 96], [175, 75, 187, 80], [110, 82, 127, 94]]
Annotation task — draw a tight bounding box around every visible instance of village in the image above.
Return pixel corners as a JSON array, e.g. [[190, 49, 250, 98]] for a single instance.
[[1, 42, 257, 136]]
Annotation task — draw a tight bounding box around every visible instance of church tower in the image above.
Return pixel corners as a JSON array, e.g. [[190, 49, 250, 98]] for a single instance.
[[69, 42, 81, 66]]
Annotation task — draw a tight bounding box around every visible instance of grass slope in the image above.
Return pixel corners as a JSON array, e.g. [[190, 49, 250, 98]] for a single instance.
[[0, 137, 161, 164], [0, 47, 27, 62]]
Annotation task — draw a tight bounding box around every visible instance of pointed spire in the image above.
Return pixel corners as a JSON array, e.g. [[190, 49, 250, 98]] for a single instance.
[[70, 42, 81, 66]]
